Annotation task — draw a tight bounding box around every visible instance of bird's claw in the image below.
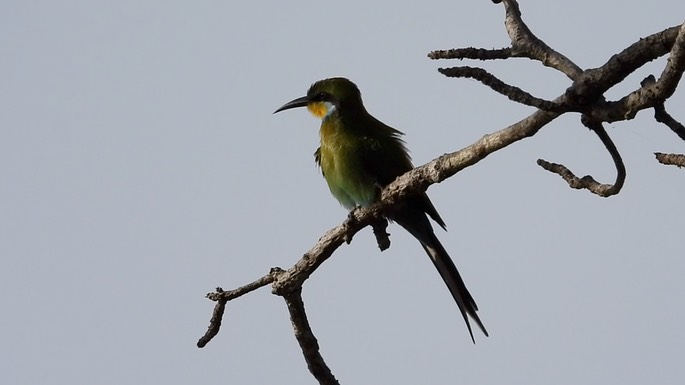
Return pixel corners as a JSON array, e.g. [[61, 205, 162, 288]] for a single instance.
[[342, 206, 361, 244]]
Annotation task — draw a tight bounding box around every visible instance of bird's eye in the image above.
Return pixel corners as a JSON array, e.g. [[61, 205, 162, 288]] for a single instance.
[[316, 92, 327, 101]]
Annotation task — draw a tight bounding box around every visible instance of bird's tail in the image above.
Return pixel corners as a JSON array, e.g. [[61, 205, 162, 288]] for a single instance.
[[393, 209, 488, 343], [420, 234, 488, 343]]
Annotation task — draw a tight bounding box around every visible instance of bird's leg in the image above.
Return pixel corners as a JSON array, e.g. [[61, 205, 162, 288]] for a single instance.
[[342, 205, 391, 250], [346, 205, 361, 221], [342, 206, 362, 244]]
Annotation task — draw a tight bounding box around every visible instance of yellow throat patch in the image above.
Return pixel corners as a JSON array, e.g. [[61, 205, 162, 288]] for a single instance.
[[307, 101, 334, 119]]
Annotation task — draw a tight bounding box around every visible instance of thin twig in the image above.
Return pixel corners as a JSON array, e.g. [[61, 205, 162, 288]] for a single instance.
[[428, 47, 513, 60], [429, 1, 582, 78], [197, 288, 227, 348], [371, 217, 390, 251], [654, 103, 685, 141], [655, 152, 685, 167], [640, 75, 685, 141], [438, 66, 564, 111], [197, 269, 282, 348], [501, 0, 582, 78], [537, 117, 625, 197]]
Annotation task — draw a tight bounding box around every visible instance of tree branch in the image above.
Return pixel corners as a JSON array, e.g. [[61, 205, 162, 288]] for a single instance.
[[428, 47, 513, 61], [284, 290, 340, 385], [199, 2, 685, 383], [655, 152, 685, 167], [537, 117, 626, 197], [430, 1, 583, 79], [438, 66, 564, 111], [567, 24, 683, 114], [584, 22, 685, 122], [654, 102, 685, 141], [371, 217, 391, 251], [500, 0, 583, 78], [197, 269, 281, 348]]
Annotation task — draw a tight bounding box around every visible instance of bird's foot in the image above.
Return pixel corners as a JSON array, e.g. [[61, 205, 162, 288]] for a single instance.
[[346, 206, 361, 221], [342, 206, 361, 244]]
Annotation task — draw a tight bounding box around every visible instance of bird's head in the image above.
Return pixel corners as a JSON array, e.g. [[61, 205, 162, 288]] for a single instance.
[[274, 77, 363, 119]]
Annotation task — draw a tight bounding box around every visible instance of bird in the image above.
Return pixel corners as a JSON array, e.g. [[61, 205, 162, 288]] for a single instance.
[[274, 77, 488, 342]]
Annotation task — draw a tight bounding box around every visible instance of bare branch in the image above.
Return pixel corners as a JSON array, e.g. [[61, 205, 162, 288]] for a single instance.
[[636, 72, 685, 141], [431, 8, 683, 125], [371, 217, 390, 251], [209, 269, 281, 302], [538, 117, 625, 197], [271, 216, 366, 296], [655, 152, 685, 167], [429, 1, 582, 78], [438, 66, 563, 111], [197, 269, 281, 348], [501, 0, 582, 78], [536, 160, 617, 196], [567, 24, 682, 114], [654, 103, 685, 141], [585, 23, 685, 122], [197, 288, 227, 348], [428, 47, 513, 61], [655, 21, 685, 98], [284, 290, 340, 385]]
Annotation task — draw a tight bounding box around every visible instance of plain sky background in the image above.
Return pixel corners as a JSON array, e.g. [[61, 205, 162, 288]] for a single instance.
[[2, 1, 684, 384]]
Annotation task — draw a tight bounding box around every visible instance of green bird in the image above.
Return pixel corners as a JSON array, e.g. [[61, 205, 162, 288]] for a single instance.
[[275, 77, 488, 342]]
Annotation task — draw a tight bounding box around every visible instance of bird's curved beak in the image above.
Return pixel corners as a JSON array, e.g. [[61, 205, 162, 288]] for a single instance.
[[274, 96, 310, 114]]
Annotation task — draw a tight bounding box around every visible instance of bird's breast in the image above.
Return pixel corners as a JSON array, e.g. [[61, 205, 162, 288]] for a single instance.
[[318, 120, 377, 208]]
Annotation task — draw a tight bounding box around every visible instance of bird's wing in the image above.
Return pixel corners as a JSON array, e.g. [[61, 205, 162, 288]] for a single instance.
[[356, 128, 446, 229], [355, 119, 412, 187], [314, 147, 324, 176]]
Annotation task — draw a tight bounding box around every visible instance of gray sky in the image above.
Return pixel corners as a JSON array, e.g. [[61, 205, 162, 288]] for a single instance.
[[2, 1, 684, 384]]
